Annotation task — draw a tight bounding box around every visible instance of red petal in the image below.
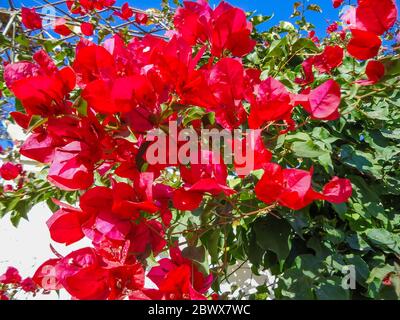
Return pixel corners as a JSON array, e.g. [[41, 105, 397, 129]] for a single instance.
[[306, 79, 341, 120], [347, 29, 382, 60], [47, 208, 85, 245], [33, 259, 62, 290], [80, 22, 94, 36], [249, 77, 293, 127], [322, 177, 353, 203], [355, 0, 398, 36], [357, 60, 385, 85], [172, 188, 203, 211]]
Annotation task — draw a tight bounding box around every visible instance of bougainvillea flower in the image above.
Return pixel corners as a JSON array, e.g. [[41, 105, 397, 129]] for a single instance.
[[356, 60, 385, 85], [0, 267, 22, 285], [332, 0, 344, 8], [21, 8, 42, 30], [332, 0, 344, 9], [308, 30, 320, 43], [107, 263, 145, 300], [152, 184, 173, 226], [54, 18, 72, 36], [83, 74, 161, 114], [20, 278, 37, 293], [9, 112, 32, 130], [0, 162, 22, 180], [174, 0, 255, 57], [4, 62, 40, 89], [20, 131, 61, 163], [211, 2, 256, 57], [233, 130, 272, 176], [255, 163, 352, 210], [113, 3, 134, 20], [355, 0, 398, 36], [173, 151, 234, 211], [159, 39, 214, 110], [47, 203, 86, 245], [172, 188, 203, 211], [67, 0, 116, 15], [86, 211, 131, 242], [48, 141, 95, 190], [206, 58, 247, 129], [74, 180, 165, 256], [111, 180, 159, 219], [243, 68, 261, 99], [135, 12, 148, 25], [33, 259, 63, 290], [173, 0, 212, 46], [147, 246, 212, 300], [248, 77, 293, 128], [80, 22, 94, 36], [347, 29, 382, 60], [327, 22, 339, 33], [10, 67, 76, 116], [2, 0, 364, 302], [4, 50, 59, 90], [296, 46, 343, 85], [296, 79, 341, 120], [312, 45, 344, 73], [255, 163, 289, 206], [72, 44, 116, 87], [0, 291, 9, 300], [34, 247, 144, 300], [321, 176, 353, 203], [127, 220, 166, 256], [33, 50, 59, 74], [157, 265, 207, 300], [21, 115, 103, 168]]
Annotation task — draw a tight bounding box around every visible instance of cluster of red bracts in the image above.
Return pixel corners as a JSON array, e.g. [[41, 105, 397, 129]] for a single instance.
[[333, 0, 397, 85], [0, 267, 37, 300], [255, 163, 352, 211], [298, 0, 397, 90], [6, 0, 396, 300]]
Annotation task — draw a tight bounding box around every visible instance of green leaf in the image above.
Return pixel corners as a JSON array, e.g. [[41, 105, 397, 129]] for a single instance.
[[279, 21, 295, 32], [365, 229, 400, 254], [306, 4, 322, 13], [201, 229, 220, 264], [344, 254, 369, 285], [15, 35, 30, 47], [292, 140, 328, 158], [254, 216, 292, 261], [346, 233, 372, 252], [182, 107, 206, 126], [182, 245, 209, 274], [251, 14, 274, 26], [367, 265, 395, 283], [28, 115, 47, 133], [316, 280, 350, 300], [292, 38, 319, 52], [268, 37, 288, 57], [245, 230, 265, 268], [285, 132, 310, 142], [340, 145, 381, 177], [278, 269, 315, 299]]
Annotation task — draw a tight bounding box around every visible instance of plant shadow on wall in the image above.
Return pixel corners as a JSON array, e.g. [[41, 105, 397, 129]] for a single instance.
[[0, 0, 400, 300]]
